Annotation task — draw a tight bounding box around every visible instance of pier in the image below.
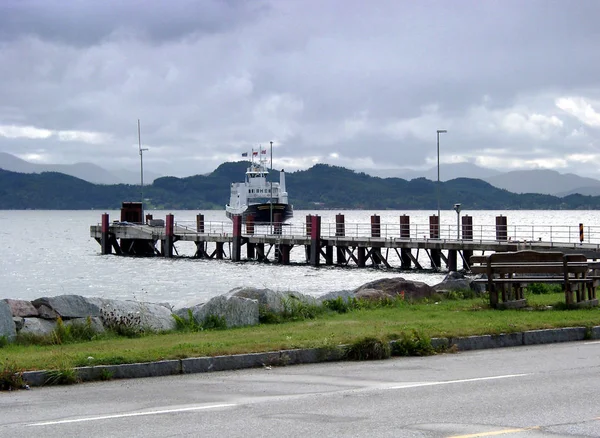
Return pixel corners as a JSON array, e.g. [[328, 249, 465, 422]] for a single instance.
[[90, 204, 600, 271]]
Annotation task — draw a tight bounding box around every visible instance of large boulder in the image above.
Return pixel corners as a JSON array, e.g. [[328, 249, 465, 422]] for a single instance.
[[32, 295, 100, 319], [88, 298, 176, 332], [227, 287, 316, 314], [20, 318, 56, 337], [433, 271, 486, 294], [190, 295, 259, 328], [317, 290, 355, 303], [354, 278, 435, 300], [3, 299, 39, 317], [0, 300, 16, 342]]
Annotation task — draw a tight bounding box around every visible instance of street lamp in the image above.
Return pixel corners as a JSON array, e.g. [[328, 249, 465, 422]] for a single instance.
[[454, 203, 461, 239], [436, 129, 447, 226]]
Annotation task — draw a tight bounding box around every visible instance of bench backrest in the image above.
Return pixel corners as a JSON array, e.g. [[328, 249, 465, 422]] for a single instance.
[[470, 251, 589, 275]]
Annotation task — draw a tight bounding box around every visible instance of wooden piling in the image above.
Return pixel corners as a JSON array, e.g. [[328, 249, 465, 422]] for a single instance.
[[335, 214, 346, 264], [231, 215, 242, 262], [309, 215, 321, 266], [400, 215, 411, 268], [496, 215, 507, 241], [429, 215, 441, 269], [162, 214, 174, 257], [274, 213, 282, 235], [101, 213, 111, 255], [196, 214, 205, 233]]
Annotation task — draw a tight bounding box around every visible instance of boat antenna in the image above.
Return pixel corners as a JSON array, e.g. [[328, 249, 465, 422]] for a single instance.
[[138, 119, 148, 217]]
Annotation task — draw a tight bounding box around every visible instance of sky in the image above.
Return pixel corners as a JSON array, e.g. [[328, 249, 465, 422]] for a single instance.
[[0, 0, 599, 179]]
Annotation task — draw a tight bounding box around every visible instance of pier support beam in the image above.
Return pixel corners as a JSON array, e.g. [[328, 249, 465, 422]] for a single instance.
[[496, 215, 507, 241], [277, 244, 291, 264], [309, 215, 321, 266], [335, 214, 346, 264], [357, 247, 366, 267], [196, 214, 205, 233], [215, 242, 224, 260], [371, 215, 382, 265], [231, 215, 242, 262], [101, 213, 111, 255], [429, 215, 441, 269], [161, 214, 174, 258], [305, 215, 312, 262], [462, 215, 473, 269], [400, 215, 411, 268], [325, 245, 333, 265], [448, 249, 458, 272]]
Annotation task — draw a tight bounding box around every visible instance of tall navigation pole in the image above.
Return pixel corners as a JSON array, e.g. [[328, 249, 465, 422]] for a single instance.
[[138, 119, 148, 217]]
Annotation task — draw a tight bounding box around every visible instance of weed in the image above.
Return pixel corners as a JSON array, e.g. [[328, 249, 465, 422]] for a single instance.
[[172, 309, 203, 332], [391, 331, 435, 357], [44, 367, 79, 386], [0, 361, 25, 391], [281, 296, 324, 321], [0, 335, 8, 348], [99, 368, 114, 381], [101, 307, 144, 338], [51, 317, 100, 345], [345, 337, 391, 361], [202, 315, 227, 330]]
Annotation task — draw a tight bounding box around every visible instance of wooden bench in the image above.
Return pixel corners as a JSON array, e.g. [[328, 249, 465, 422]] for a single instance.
[[470, 250, 598, 309]]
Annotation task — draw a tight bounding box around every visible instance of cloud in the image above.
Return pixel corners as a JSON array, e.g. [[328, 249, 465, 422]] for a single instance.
[[0, 0, 599, 179]]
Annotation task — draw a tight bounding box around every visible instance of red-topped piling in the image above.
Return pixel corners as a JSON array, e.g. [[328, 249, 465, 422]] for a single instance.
[[101, 213, 111, 254], [162, 214, 174, 257], [429, 215, 441, 269], [496, 215, 507, 241], [309, 215, 321, 266], [196, 214, 205, 233], [246, 214, 255, 235], [335, 214, 345, 237], [400, 215, 411, 268], [371, 215, 381, 238], [232, 215, 242, 262], [462, 215, 473, 270]]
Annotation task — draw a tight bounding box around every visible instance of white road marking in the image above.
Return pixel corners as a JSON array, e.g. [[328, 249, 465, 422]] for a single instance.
[[390, 373, 530, 389], [27, 403, 237, 427], [584, 341, 600, 345]]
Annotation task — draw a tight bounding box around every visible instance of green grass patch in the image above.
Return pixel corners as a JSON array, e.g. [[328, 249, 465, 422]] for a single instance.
[[1, 291, 599, 374]]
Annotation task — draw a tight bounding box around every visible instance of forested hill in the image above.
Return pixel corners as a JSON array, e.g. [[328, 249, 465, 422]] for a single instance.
[[1, 162, 600, 210]]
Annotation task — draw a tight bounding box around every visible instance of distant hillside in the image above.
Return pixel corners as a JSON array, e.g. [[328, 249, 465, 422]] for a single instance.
[[359, 162, 502, 181], [2, 162, 600, 210], [484, 169, 600, 196], [0, 152, 161, 185]]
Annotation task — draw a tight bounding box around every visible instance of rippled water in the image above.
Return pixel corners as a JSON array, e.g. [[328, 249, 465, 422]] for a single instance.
[[1, 209, 598, 307]]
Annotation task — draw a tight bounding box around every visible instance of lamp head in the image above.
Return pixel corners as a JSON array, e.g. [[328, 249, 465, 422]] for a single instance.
[[453, 203, 461, 213], [437, 129, 447, 134]]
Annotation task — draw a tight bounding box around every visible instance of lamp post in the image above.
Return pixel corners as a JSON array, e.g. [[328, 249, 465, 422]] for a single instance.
[[138, 119, 148, 218], [454, 203, 461, 239], [436, 129, 447, 226]]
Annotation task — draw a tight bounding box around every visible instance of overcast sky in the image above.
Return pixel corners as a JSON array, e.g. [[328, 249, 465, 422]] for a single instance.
[[0, 0, 599, 178]]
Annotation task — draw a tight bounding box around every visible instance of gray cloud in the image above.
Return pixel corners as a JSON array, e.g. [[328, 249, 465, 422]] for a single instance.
[[0, 0, 599, 179]]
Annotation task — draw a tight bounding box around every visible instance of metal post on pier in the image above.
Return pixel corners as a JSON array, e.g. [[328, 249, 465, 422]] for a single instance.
[[162, 214, 174, 258], [400, 215, 411, 268], [335, 214, 346, 264], [231, 215, 242, 262], [309, 215, 321, 266]]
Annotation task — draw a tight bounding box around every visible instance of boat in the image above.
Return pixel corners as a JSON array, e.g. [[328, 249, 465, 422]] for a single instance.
[[225, 149, 293, 222]]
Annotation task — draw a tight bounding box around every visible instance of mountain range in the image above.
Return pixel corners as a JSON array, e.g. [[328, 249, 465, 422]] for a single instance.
[[2, 151, 600, 200], [2, 161, 600, 210], [0, 152, 161, 185]]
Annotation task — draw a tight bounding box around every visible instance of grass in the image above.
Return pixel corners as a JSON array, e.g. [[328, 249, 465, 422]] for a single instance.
[[2, 291, 600, 373]]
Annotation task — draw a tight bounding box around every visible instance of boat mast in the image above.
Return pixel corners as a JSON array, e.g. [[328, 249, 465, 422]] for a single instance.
[[270, 141, 273, 232], [138, 119, 148, 217]]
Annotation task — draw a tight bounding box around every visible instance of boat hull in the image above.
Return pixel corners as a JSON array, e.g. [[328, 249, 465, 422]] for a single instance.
[[226, 203, 293, 223]]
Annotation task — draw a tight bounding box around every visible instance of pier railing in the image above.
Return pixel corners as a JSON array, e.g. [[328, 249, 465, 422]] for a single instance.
[[170, 220, 600, 245]]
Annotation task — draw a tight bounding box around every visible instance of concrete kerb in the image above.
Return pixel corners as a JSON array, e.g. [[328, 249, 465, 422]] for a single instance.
[[20, 326, 600, 387]]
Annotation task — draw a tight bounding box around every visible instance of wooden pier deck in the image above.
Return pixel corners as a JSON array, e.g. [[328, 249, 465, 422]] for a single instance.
[[91, 212, 600, 271]]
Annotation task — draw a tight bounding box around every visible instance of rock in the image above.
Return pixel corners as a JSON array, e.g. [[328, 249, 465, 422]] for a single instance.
[[12, 317, 24, 331], [444, 271, 466, 281], [433, 278, 472, 293], [354, 278, 435, 300], [317, 290, 355, 303], [88, 298, 176, 332], [190, 295, 259, 328], [3, 299, 39, 317], [227, 287, 287, 313], [354, 288, 393, 301], [227, 287, 316, 314], [20, 318, 56, 337], [0, 300, 16, 342], [36, 304, 59, 320], [32, 295, 101, 319]]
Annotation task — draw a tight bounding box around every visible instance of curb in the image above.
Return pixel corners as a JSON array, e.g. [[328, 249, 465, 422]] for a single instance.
[[21, 326, 600, 387]]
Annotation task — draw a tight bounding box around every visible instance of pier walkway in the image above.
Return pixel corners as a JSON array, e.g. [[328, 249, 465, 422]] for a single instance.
[[90, 211, 600, 272]]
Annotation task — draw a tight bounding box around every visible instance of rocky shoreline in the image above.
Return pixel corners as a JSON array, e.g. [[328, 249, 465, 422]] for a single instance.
[[1, 273, 482, 342]]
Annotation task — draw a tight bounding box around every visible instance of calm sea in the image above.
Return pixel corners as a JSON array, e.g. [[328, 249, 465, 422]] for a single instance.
[[1, 209, 598, 308]]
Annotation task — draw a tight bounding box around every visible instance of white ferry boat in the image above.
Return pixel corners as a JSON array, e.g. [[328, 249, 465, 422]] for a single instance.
[[225, 150, 293, 222]]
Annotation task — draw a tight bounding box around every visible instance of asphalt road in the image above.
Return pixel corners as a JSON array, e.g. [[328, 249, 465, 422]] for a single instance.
[[2, 341, 600, 438]]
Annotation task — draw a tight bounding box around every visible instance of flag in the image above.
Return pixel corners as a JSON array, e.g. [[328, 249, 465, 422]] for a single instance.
[[252, 151, 258, 156], [261, 149, 267, 154], [241, 152, 248, 157]]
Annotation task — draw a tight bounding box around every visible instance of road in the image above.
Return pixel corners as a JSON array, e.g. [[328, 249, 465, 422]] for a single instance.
[[2, 341, 600, 437]]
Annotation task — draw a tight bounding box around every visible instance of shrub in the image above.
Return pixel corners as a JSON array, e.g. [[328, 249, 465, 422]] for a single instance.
[[44, 367, 79, 386], [391, 331, 435, 357], [0, 335, 8, 348], [52, 317, 99, 344], [345, 337, 391, 361], [0, 361, 25, 391], [280, 296, 324, 321], [172, 309, 203, 332], [101, 307, 144, 338]]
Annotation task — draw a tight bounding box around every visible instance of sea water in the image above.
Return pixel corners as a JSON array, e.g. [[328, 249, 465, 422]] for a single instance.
[[1, 209, 598, 308]]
